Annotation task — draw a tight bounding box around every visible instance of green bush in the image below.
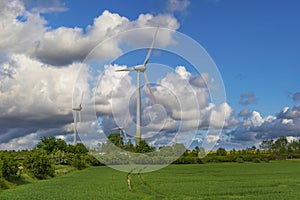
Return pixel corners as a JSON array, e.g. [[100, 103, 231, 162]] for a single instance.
[[70, 154, 86, 170], [0, 154, 19, 179], [25, 150, 54, 179], [252, 157, 261, 163], [84, 154, 102, 166], [236, 157, 244, 163]]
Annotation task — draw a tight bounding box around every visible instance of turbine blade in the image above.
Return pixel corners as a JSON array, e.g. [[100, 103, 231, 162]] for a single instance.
[[143, 27, 159, 67], [116, 67, 135, 72], [73, 112, 77, 130], [75, 126, 79, 136], [80, 92, 84, 105], [78, 111, 81, 124], [144, 72, 156, 104], [123, 130, 129, 142]]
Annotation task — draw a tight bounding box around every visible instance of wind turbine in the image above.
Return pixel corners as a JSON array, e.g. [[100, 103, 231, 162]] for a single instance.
[[116, 27, 159, 146], [72, 92, 84, 146], [111, 126, 129, 144]]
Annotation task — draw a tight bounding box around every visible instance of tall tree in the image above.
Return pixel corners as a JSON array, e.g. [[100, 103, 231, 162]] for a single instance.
[[108, 134, 124, 148]]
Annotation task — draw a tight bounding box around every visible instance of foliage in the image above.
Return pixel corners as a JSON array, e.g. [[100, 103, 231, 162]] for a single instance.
[[108, 134, 124, 148], [25, 149, 54, 179], [36, 137, 67, 154], [216, 148, 227, 156], [70, 154, 86, 170], [0, 153, 19, 179], [135, 140, 155, 153]]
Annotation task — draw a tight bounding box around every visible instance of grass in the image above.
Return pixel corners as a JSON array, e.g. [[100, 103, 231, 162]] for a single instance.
[[1, 161, 300, 199]]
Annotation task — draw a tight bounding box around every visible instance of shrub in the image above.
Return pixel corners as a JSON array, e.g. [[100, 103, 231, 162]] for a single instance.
[[236, 157, 244, 163], [0, 154, 19, 179], [25, 150, 54, 179], [70, 154, 86, 170], [252, 158, 261, 163]]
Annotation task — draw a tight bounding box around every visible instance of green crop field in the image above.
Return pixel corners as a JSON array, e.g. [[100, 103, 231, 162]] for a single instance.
[[1, 161, 300, 200]]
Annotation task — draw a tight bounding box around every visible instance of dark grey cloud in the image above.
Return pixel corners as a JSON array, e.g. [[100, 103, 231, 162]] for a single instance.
[[0, 113, 73, 144], [238, 92, 257, 106], [292, 92, 300, 101], [226, 105, 300, 145], [238, 109, 250, 117], [276, 105, 300, 119], [189, 75, 208, 88]]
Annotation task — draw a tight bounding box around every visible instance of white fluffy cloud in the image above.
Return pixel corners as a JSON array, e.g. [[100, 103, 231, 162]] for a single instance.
[[0, 54, 89, 119], [0, 0, 180, 66], [0, 0, 239, 151], [0, 53, 91, 148], [93, 64, 234, 148], [0, 0, 182, 149], [225, 106, 300, 147]]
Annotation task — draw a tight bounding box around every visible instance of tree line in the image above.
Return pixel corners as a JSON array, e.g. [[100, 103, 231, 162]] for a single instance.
[[175, 136, 300, 164], [0, 137, 101, 189], [95, 134, 300, 165], [1, 135, 300, 189]]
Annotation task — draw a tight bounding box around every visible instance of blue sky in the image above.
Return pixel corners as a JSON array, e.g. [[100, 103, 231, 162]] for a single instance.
[[1, 0, 300, 150], [41, 0, 300, 116]]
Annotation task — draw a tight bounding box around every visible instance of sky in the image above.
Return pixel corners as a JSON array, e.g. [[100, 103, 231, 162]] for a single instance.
[[0, 0, 300, 151]]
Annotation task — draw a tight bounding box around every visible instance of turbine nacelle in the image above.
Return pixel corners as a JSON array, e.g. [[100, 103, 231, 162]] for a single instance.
[[115, 65, 146, 72], [72, 104, 82, 111], [134, 65, 146, 72]]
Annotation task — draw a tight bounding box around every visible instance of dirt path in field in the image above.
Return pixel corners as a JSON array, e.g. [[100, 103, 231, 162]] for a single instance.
[[127, 168, 135, 192], [137, 173, 165, 197]]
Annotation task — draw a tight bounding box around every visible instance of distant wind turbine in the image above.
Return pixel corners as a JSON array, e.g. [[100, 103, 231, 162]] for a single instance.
[[116, 27, 159, 145], [111, 126, 129, 144], [72, 92, 84, 146]]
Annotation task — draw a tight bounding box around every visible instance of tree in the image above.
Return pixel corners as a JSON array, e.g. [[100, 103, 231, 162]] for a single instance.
[[173, 143, 186, 157], [36, 137, 57, 154], [0, 153, 18, 179], [70, 154, 86, 170], [273, 136, 288, 153], [216, 148, 227, 156], [124, 139, 135, 152], [135, 140, 155, 153], [74, 143, 88, 154], [36, 137, 68, 154], [259, 139, 274, 151], [25, 149, 54, 179], [108, 134, 124, 148], [289, 140, 300, 152]]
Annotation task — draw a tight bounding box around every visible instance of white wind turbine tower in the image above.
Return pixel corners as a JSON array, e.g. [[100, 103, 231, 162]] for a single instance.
[[72, 92, 84, 146], [116, 27, 159, 146]]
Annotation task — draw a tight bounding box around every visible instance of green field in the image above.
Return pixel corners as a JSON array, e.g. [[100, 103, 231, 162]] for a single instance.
[[1, 161, 300, 199]]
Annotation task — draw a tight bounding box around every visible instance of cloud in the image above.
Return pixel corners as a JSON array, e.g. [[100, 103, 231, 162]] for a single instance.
[[37, 11, 179, 65], [166, 0, 190, 13], [93, 65, 235, 148], [0, 0, 234, 150], [0, 54, 91, 144], [0, 0, 182, 150], [225, 105, 300, 147], [292, 92, 300, 101], [0, 0, 180, 66], [0, 0, 47, 55], [238, 109, 250, 117], [24, 0, 67, 13], [238, 91, 257, 106]]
